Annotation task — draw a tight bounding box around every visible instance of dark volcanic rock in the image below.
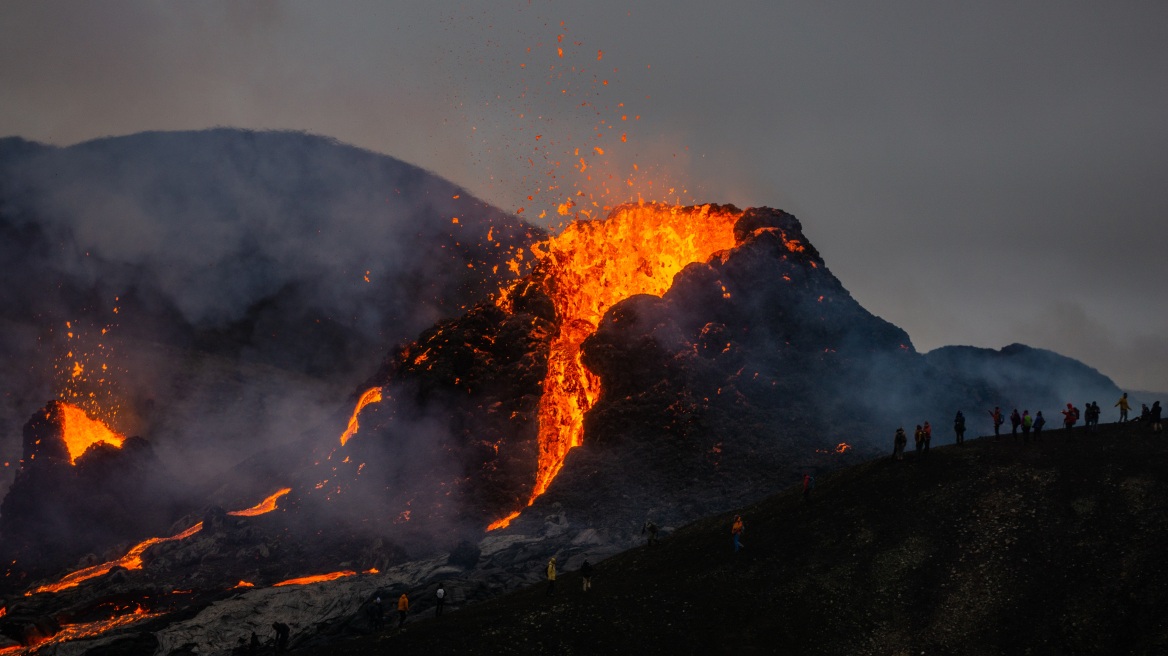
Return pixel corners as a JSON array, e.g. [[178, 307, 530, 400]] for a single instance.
[[0, 402, 195, 580]]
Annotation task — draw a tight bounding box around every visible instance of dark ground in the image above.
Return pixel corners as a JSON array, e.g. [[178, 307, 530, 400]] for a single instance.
[[299, 419, 1168, 656]]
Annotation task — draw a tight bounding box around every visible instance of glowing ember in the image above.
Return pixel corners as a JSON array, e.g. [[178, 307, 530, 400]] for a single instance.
[[272, 571, 357, 587], [835, 442, 852, 454], [489, 203, 746, 530], [339, 387, 383, 446], [234, 580, 256, 589], [57, 402, 125, 464], [227, 487, 292, 517], [27, 488, 292, 595]]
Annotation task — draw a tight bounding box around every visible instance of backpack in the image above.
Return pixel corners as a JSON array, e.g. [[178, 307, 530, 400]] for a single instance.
[[1071, 408, 1080, 421]]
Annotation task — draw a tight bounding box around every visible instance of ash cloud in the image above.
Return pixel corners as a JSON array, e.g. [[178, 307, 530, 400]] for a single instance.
[[0, 129, 539, 502]]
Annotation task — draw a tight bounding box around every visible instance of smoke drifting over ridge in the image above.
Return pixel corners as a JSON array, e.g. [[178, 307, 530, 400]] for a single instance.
[[0, 129, 541, 496]]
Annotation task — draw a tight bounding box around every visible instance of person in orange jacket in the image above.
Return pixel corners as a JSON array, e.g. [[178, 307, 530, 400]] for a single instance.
[[397, 592, 409, 628], [731, 515, 745, 553]]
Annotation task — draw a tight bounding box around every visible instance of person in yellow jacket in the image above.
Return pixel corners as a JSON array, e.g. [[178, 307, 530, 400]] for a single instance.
[[397, 592, 409, 628], [546, 557, 557, 596], [1115, 393, 1131, 422]]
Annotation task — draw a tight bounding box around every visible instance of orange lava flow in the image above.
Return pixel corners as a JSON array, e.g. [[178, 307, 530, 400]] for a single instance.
[[27, 487, 292, 595], [26, 606, 157, 651], [58, 402, 124, 464], [489, 204, 742, 530], [339, 387, 383, 446], [227, 487, 292, 517], [272, 570, 357, 587]]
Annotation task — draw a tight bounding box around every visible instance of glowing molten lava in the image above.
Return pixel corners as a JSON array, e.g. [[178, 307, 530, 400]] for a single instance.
[[27, 488, 293, 595], [339, 387, 383, 446], [490, 203, 742, 529], [227, 487, 292, 517], [57, 402, 125, 464], [272, 570, 357, 587], [17, 605, 157, 652]]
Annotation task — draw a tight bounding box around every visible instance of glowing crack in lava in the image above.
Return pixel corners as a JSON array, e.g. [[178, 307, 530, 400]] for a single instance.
[[57, 402, 125, 464], [23, 606, 159, 652], [227, 487, 292, 517], [488, 203, 743, 530], [273, 570, 357, 587], [27, 488, 291, 595], [339, 387, 383, 446]]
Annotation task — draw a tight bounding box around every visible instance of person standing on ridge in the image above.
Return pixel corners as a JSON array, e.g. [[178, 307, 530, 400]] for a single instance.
[[397, 593, 409, 628], [580, 560, 593, 592], [435, 583, 446, 617], [914, 425, 924, 458], [1062, 403, 1079, 433], [989, 407, 1004, 439], [1086, 402, 1100, 432], [802, 473, 815, 501], [1033, 411, 1046, 441], [894, 427, 907, 461], [953, 411, 966, 446], [642, 520, 659, 546], [546, 557, 557, 596], [923, 421, 933, 457], [1149, 401, 1162, 434], [1010, 409, 1022, 439], [1021, 410, 1033, 444], [1116, 393, 1132, 422], [732, 515, 745, 553]]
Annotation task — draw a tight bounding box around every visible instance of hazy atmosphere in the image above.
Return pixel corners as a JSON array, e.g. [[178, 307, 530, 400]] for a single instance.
[[3, 1, 1166, 391]]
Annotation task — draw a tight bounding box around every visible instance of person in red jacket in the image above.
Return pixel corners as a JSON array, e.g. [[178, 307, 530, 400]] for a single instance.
[[1061, 403, 1079, 432]]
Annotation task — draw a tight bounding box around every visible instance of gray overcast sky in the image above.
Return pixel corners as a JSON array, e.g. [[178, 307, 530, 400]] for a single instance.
[[2, 1, 1166, 391]]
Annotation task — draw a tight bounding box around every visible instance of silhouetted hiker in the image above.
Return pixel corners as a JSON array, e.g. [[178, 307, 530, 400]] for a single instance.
[[248, 632, 261, 655], [435, 584, 446, 617], [368, 595, 384, 629], [1021, 410, 1033, 443], [1115, 393, 1131, 422], [923, 421, 932, 456], [1062, 403, 1079, 432], [732, 515, 745, 553], [1140, 403, 1151, 422], [802, 473, 815, 501], [1033, 411, 1045, 440], [953, 411, 966, 446], [1085, 402, 1100, 432], [1010, 409, 1021, 439], [914, 425, 924, 458], [272, 622, 290, 652], [894, 427, 907, 460], [397, 593, 409, 628], [642, 520, 659, 546], [989, 407, 1004, 439], [546, 557, 557, 596], [1150, 401, 1162, 434], [580, 560, 593, 592]]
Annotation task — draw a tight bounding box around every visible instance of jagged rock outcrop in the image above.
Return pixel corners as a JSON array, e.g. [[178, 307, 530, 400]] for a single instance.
[[0, 401, 194, 577]]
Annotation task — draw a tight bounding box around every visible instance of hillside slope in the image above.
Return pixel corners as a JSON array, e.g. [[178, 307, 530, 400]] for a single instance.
[[310, 420, 1168, 655]]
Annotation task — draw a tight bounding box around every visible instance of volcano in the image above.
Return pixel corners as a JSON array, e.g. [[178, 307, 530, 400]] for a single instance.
[[0, 132, 1127, 654]]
